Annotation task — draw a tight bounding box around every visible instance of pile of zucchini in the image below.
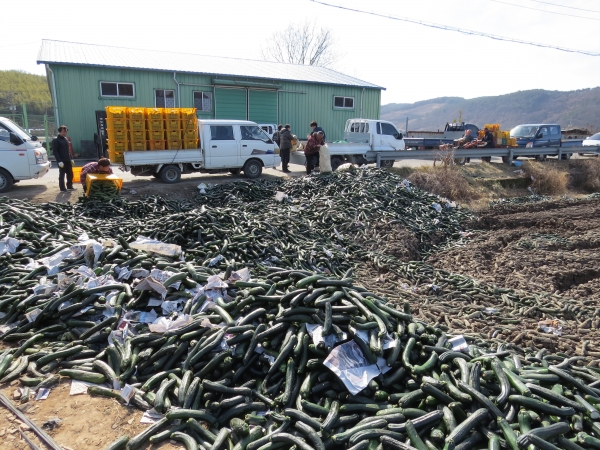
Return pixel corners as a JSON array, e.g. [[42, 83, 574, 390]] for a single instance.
[[86, 180, 121, 200], [0, 171, 599, 450]]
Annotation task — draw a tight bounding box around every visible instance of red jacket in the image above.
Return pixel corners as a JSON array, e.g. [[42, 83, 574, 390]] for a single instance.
[[304, 135, 324, 155]]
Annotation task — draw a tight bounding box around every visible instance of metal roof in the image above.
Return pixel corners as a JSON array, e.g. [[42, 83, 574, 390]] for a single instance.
[[37, 40, 383, 90]]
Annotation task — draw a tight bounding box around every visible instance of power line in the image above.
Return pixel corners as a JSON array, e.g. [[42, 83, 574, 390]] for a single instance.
[[528, 0, 600, 14], [309, 0, 600, 56], [488, 0, 600, 20]]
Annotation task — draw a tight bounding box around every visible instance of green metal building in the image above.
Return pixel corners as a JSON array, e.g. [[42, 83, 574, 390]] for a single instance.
[[37, 40, 383, 153]]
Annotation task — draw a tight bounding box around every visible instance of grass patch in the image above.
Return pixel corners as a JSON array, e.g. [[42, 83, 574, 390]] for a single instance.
[[569, 158, 600, 192], [406, 166, 481, 201], [523, 161, 569, 195]]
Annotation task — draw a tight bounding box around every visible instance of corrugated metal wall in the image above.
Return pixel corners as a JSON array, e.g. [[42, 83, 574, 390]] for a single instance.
[[49, 65, 381, 151]]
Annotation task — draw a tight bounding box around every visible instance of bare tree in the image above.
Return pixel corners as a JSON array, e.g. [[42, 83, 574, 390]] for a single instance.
[[262, 21, 340, 68]]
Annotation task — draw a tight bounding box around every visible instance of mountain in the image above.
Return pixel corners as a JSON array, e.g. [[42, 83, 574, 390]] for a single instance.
[[0, 70, 53, 116], [382, 88, 600, 133]]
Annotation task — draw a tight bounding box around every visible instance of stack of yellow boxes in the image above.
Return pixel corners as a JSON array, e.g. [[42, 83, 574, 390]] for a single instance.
[[106, 107, 128, 163], [105, 107, 199, 161], [479, 124, 517, 147]]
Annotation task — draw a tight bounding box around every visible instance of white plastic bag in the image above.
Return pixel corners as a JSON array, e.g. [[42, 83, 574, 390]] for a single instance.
[[319, 144, 332, 173]]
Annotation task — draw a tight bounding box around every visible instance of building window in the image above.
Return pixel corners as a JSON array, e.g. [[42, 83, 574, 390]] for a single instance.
[[155, 89, 175, 108], [193, 92, 212, 112], [100, 82, 135, 97], [334, 96, 354, 109]]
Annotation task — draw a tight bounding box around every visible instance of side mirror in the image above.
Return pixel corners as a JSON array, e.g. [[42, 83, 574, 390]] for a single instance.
[[9, 132, 22, 146], [31, 135, 38, 141], [395, 133, 403, 140]]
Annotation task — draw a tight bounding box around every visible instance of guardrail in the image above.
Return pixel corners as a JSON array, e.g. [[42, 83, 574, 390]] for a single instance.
[[372, 146, 600, 167]]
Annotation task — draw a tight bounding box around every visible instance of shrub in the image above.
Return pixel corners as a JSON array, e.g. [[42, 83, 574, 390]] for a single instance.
[[523, 161, 569, 195], [407, 166, 480, 201], [569, 158, 600, 192]]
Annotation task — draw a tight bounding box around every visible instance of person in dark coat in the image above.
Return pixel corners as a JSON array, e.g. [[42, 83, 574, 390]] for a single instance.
[[304, 131, 324, 175], [272, 124, 283, 148], [51, 125, 75, 191], [310, 121, 326, 142], [278, 124, 293, 173]]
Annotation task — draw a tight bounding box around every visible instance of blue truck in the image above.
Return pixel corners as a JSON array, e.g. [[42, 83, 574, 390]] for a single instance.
[[510, 124, 583, 161]]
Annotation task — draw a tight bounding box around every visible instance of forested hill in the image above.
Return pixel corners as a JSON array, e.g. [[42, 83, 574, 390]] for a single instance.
[[382, 88, 600, 132], [0, 70, 52, 115]]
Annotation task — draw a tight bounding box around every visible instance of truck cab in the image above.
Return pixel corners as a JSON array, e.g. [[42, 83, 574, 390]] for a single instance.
[[0, 117, 51, 192], [345, 119, 405, 151], [510, 124, 562, 148]]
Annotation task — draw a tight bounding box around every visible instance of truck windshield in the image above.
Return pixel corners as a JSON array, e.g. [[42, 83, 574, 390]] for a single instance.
[[0, 120, 33, 141], [241, 126, 271, 142], [510, 126, 538, 138]]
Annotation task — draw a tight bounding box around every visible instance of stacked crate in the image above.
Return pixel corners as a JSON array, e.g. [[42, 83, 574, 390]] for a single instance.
[[128, 108, 146, 151], [164, 109, 182, 150], [105, 107, 128, 163], [146, 108, 166, 150], [181, 108, 199, 149]]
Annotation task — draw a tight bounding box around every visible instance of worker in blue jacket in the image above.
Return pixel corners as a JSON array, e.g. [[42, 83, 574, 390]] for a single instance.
[[310, 121, 326, 142]]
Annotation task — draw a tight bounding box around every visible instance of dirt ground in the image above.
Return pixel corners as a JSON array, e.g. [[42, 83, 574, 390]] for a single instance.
[[428, 197, 600, 299]]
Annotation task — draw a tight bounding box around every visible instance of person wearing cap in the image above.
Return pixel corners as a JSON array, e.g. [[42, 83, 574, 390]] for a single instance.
[[481, 127, 495, 148], [80, 158, 113, 186], [304, 131, 325, 175]]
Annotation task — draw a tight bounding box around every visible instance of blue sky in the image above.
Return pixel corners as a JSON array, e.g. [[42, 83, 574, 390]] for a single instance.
[[3, 0, 599, 104]]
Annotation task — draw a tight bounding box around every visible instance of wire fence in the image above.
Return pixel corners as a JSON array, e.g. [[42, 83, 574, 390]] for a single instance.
[[0, 111, 57, 153]]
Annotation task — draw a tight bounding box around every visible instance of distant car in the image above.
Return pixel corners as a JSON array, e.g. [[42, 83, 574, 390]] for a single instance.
[[583, 132, 600, 147], [580, 132, 600, 155]]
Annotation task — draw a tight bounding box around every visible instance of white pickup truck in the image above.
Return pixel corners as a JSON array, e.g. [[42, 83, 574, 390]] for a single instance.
[[0, 117, 51, 192], [290, 119, 406, 170], [124, 120, 280, 182]]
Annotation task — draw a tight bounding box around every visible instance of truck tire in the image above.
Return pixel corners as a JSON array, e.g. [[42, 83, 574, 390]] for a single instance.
[[0, 168, 14, 193], [380, 159, 394, 168], [535, 154, 547, 162], [454, 157, 468, 166], [331, 157, 344, 171], [243, 160, 262, 179], [561, 153, 572, 160], [229, 168, 241, 175], [481, 157, 492, 163], [501, 156, 511, 164], [159, 165, 181, 183]]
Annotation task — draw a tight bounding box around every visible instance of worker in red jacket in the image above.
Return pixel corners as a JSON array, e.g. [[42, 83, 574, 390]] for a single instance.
[[80, 158, 113, 186]]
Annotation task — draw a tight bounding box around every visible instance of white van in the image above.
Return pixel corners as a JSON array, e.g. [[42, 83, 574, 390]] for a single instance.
[[0, 117, 51, 192]]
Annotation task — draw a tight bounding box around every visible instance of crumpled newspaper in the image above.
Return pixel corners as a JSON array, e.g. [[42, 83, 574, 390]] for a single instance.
[[0, 237, 19, 256], [130, 236, 182, 257], [306, 323, 347, 348], [323, 340, 390, 395], [538, 319, 563, 336], [134, 276, 168, 299], [149, 314, 193, 333]]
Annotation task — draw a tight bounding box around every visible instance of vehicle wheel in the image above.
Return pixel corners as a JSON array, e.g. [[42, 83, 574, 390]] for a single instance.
[[0, 168, 14, 193], [481, 157, 492, 163], [535, 154, 547, 162], [243, 160, 262, 179], [501, 156, 511, 164], [380, 159, 394, 168], [229, 168, 241, 175], [561, 153, 572, 160], [331, 157, 344, 171], [159, 165, 181, 183], [454, 157, 467, 166]]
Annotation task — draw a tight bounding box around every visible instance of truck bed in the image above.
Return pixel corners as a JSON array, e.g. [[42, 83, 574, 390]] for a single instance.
[[124, 149, 203, 166]]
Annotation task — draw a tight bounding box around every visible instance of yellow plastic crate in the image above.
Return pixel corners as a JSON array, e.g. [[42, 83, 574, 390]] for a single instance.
[[85, 174, 123, 196], [108, 140, 128, 152], [163, 108, 181, 120], [165, 129, 182, 140], [129, 130, 146, 141], [127, 107, 145, 120], [147, 130, 164, 140], [182, 117, 198, 130], [106, 118, 127, 131], [130, 119, 145, 131], [148, 140, 165, 151], [130, 140, 147, 151], [107, 129, 128, 142], [182, 129, 199, 140], [165, 118, 181, 130], [180, 108, 197, 120], [184, 139, 198, 149], [147, 119, 164, 131], [106, 106, 127, 120], [146, 108, 163, 120], [108, 150, 125, 164], [167, 139, 182, 150]]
